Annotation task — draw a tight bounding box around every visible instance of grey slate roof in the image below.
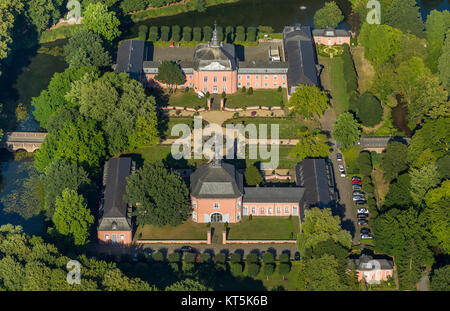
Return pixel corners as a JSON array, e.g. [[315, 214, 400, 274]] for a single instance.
[[143, 60, 195, 74], [348, 255, 394, 271], [358, 136, 411, 149], [243, 187, 304, 203], [98, 158, 133, 231], [193, 43, 237, 71], [295, 158, 334, 209], [282, 25, 319, 94], [312, 28, 351, 37], [238, 61, 289, 74], [190, 160, 244, 198], [115, 40, 146, 81]]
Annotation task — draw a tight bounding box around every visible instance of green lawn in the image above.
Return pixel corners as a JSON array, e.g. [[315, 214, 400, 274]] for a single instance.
[[167, 90, 207, 108], [342, 146, 360, 175], [223, 117, 320, 139], [225, 89, 285, 108], [162, 117, 208, 139], [227, 216, 300, 240], [136, 220, 208, 240], [327, 57, 350, 116], [226, 145, 298, 170], [243, 261, 302, 290]]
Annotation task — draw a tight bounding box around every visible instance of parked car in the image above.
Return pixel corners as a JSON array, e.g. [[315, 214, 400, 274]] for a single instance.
[[351, 176, 361, 181], [355, 200, 367, 205], [336, 153, 343, 161], [358, 219, 368, 226], [353, 195, 366, 201], [340, 170, 346, 177], [352, 184, 363, 190], [338, 164, 345, 172], [353, 190, 364, 196], [357, 213, 368, 218], [357, 208, 369, 214], [294, 252, 300, 261], [195, 254, 201, 262], [360, 227, 371, 235], [352, 179, 362, 185], [181, 246, 193, 252], [360, 234, 373, 239]]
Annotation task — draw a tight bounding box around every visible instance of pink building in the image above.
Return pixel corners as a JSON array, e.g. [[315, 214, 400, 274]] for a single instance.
[[348, 255, 395, 284], [189, 160, 303, 223], [312, 28, 351, 46]]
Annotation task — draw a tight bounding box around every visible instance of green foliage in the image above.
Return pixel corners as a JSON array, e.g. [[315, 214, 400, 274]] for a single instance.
[[342, 44, 358, 95], [83, 2, 121, 41], [148, 25, 159, 41], [199, 253, 211, 263], [52, 189, 94, 245], [203, 26, 213, 41], [332, 112, 361, 148], [231, 263, 243, 276], [193, 27, 202, 41], [165, 278, 210, 291], [246, 26, 257, 42], [357, 151, 372, 176], [244, 162, 263, 186], [423, 180, 450, 253], [125, 162, 190, 226], [313, 1, 344, 28], [245, 253, 259, 264], [230, 253, 242, 264], [296, 208, 352, 253], [298, 255, 347, 290], [287, 85, 329, 119], [262, 252, 274, 264], [385, 0, 424, 37], [214, 253, 226, 264], [64, 29, 111, 68], [160, 26, 170, 41], [168, 252, 181, 263], [278, 253, 290, 263], [437, 155, 450, 179], [359, 23, 404, 67], [26, 0, 63, 33], [247, 263, 260, 277], [236, 26, 245, 42], [32, 66, 100, 128], [409, 162, 441, 206], [152, 251, 164, 262], [247, 87, 253, 95], [155, 60, 185, 89], [171, 25, 181, 41], [381, 142, 409, 182], [121, 0, 148, 13], [278, 263, 291, 279], [263, 263, 275, 279], [289, 129, 330, 162], [182, 26, 192, 42], [0, 0, 24, 76], [430, 265, 450, 291], [384, 174, 414, 210], [355, 92, 383, 127], [438, 30, 450, 90], [370, 62, 396, 101], [183, 252, 195, 264]]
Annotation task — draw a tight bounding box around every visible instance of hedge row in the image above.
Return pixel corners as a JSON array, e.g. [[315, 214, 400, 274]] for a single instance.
[[141, 25, 259, 43]]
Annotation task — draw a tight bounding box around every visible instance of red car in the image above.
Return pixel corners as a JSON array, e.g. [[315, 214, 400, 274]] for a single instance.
[[352, 180, 362, 185], [195, 254, 200, 262], [358, 219, 368, 226]]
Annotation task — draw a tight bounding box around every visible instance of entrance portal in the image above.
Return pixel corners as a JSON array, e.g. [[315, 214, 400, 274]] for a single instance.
[[210, 213, 222, 223]]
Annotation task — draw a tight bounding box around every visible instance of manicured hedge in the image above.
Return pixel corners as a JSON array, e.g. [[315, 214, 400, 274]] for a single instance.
[[355, 92, 383, 127]]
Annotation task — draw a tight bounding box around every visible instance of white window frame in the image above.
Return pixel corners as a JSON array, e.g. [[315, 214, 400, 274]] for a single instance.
[[246, 75, 250, 80], [238, 82, 242, 87], [204, 76, 208, 82], [105, 234, 110, 240], [265, 75, 268, 80], [222, 76, 226, 82], [238, 75, 241, 80], [284, 207, 289, 214], [214, 202, 220, 209], [251, 207, 256, 214], [222, 86, 227, 92], [260, 207, 264, 215], [192, 211, 197, 221], [120, 234, 125, 241], [268, 208, 273, 215], [213, 76, 217, 82], [192, 201, 197, 209]]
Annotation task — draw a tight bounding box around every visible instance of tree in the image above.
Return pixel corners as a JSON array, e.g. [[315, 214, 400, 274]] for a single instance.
[[155, 61, 185, 90], [203, 26, 213, 42], [52, 189, 94, 245], [247, 263, 260, 277], [165, 279, 210, 291], [384, 174, 414, 210], [148, 26, 159, 41], [125, 162, 190, 226], [262, 252, 275, 264], [263, 263, 275, 280], [370, 62, 396, 101], [171, 25, 181, 42], [408, 117, 450, 163], [423, 180, 450, 253], [26, 0, 63, 33], [408, 73, 449, 124], [438, 30, 450, 90], [359, 23, 404, 67], [191, 0, 206, 12], [385, 0, 424, 37], [182, 26, 192, 42], [313, 1, 344, 28], [289, 129, 330, 162], [355, 92, 383, 127], [298, 255, 347, 290], [287, 85, 329, 119], [42, 159, 91, 217], [425, 10, 450, 72], [83, 2, 121, 41], [236, 26, 245, 42], [394, 57, 432, 106], [437, 155, 450, 180], [381, 142, 409, 182], [332, 112, 360, 148], [64, 29, 111, 68], [430, 265, 450, 291], [32, 66, 100, 128], [278, 263, 291, 280], [246, 26, 257, 42], [409, 162, 441, 206], [120, 0, 148, 13], [0, 0, 24, 76], [231, 263, 243, 276], [193, 27, 202, 41], [296, 208, 352, 253], [160, 26, 170, 41], [244, 162, 263, 186]]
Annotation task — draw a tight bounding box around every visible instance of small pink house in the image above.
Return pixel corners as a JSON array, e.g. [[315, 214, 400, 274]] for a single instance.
[[348, 255, 394, 284], [312, 28, 351, 46]]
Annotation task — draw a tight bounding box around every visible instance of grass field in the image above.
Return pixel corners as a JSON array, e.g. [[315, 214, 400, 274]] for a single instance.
[[342, 146, 360, 175], [243, 261, 302, 290], [161, 117, 208, 139], [352, 46, 375, 94], [136, 220, 208, 240], [227, 216, 300, 240], [225, 89, 285, 108], [167, 90, 207, 108], [223, 117, 320, 139], [328, 57, 350, 115]]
